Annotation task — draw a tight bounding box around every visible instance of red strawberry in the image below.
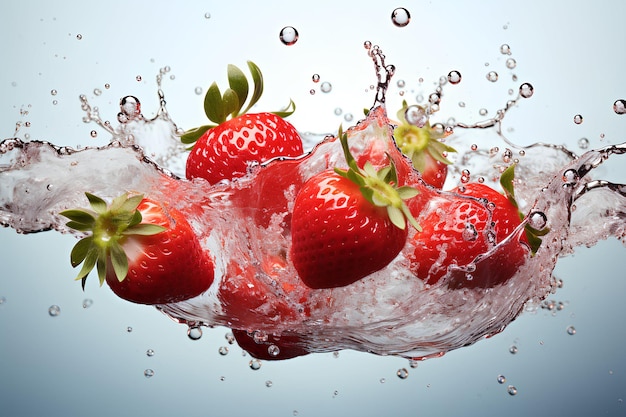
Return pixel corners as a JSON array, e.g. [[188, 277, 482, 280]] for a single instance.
[[231, 329, 309, 361], [60, 192, 214, 304], [183, 61, 303, 184], [408, 166, 544, 288], [393, 101, 456, 189], [291, 127, 421, 289]]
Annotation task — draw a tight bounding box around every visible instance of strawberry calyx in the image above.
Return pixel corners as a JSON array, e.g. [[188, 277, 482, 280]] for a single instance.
[[59, 193, 166, 289], [499, 164, 549, 255], [393, 100, 456, 174], [334, 126, 421, 231], [181, 61, 296, 145]]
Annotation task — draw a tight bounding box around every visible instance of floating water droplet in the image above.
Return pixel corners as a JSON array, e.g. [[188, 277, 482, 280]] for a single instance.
[[519, 83, 534, 98], [146, 349, 155, 357], [249, 359, 262, 370], [409, 359, 419, 368], [279, 26, 299, 45], [90, 130, 97, 138], [293, 411, 299, 416], [52, 100, 58, 105], [509, 345, 518, 354], [265, 380, 273, 388], [396, 79, 406, 88], [404, 105, 428, 128], [48, 305, 61, 317], [500, 44, 511, 55], [506, 58, 517, 69], [187, 325, 202, 340], [507, 385, 518, 396], [320, 82, 332, 93], [135, 75, 142, 82], [82, 298, 93, 308], [344, 113, 353, 122], [268, 344, 280, 357], [334, 107, 342, 116], [486, 71, 499, 82], [578, 137, 589, 149], [144, 369, 154, 378], [126, 326, 133, 333], [363, 40, 372, 50], [566, 325, 576, 335], [380, 377, 386, 384], [204, 12, 211, 19], [528, 211, 548, 230], [76, 34, 82, 40], [497, 375, 507, 384], [218, 346, 229, 356], [613, 99, 626, 115], [397, 368, 409, 379], [312, 74, 320, 83], [0, 296, 6, 305], [447, 70, 462, 84], [93, 88, 102, 96], [51, 89, 58, 96], [458, 101, 466, 108], [104, 83, 110, 89], [562, 169, 580, 186], [391, 7, 411, 27], [573, 114, 583, 124], [479, 108, 488, 116], [309, 89, 316, 95], [225, 332, 235, 344], [471, 144, 478, 151]]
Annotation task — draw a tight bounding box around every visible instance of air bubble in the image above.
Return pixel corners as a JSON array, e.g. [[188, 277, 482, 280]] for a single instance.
[[194, 87, 202, 95], [320, 82, 332, 93], [573, 114, 583, 124], [391, 7, 411, 27], [93, 88, 102, 96], [76, 34, 82, 40], [82, 298, 93, 308], [249, 359, 262, 370], [528, 211, 547, 230], [506, 58, 517, 69], [48, 305, 61, 317], [397, 368, 409, 379], [279, 26, 299, 46], [613, 99, 626, 115], [500, 44, 511, 55], [447, 70, 462, 84], [146, 349, 155, 357], [187, 325, 203, 340], [509, 345, 518, 354], [51, 89, 58, 96], [519, 83, 534, 98], [144, 369, 155, 378], [344, 113, 353, 122], [265, 380, 273, 388], [497, 375, 507, 384], [578, 138, 589, 149], [562, 169, 579, 186], [507, 385, 518, 396], [566, 325, 576, 335], [404, 105, 428, 128], [312, 74, 320, 83], [218, 346, 229, 356], [486, 71, 499, 82], [204, 12, 211, 19]]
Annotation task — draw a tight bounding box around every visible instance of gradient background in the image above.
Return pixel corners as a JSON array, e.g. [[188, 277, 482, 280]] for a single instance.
[[1, 1, 625, 416]]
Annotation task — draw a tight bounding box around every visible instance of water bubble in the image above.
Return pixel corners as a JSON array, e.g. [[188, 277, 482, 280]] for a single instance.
[[187, 325, 203, 340], [404, 105, 428, 128], [48, 305, 61, 317], [447, 70, 462, 85], [144, 369, 155, 378], [397, 79, 406, 88], [0, 296, 6, 305], [320, 81, 332, 93], [268, 344, 280, 357], [265, 380, 273, 388], [509, 345, 518, 354], [82, 298, 93, 308], [225, 332, 235, 344], [51, 89, 58, 96], [90, 130, 97, 138], [119, 95, 141, 118], [218, 346, 229, 356], [309, 89, 316, 95], [528, 211, 548, 230], [500, 44, 511, 55], [104, 83, 110, 89], [364, 40, 372, 50], [497, 375, 507, 384], [479, 108, 489, 116], [279, 26, 299, 46], [613, 99, 626, 115], [146, 349, 155, 357], [380, 378, 386, 384], [578, 137, 589, 149], [194, 86, 203, 95], [391, 7, 411, 27], [249, 359, 262, 370], [573, 114, 583, 124], [135, 75, 142, 82], [76, 34, 82, 40], [93, 88, 102, 96], [486, 71, 499, 82], [562, 169, 580, 186], [334, 107, 343, 116], [344, 113, 354, 122], [519, 83, 534, 98], [126, 326, 133, 333], [204, 12, 211, 19], [312, 74, 320, 83], [506, 58, 517, 69], [566, 325, 576, 335], [507, 385, 518, 396], [397, 368, 409, 379]]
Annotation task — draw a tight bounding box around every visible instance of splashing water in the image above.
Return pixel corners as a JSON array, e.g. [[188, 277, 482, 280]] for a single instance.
[[1, 48, 625, 361]]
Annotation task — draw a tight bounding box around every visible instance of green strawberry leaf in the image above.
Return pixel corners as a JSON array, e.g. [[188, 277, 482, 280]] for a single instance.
[[204, 82, 226, 124], [272, 99, 296, 118], [181, 125, 213, 145], [110, 240, 129, 282], [60, 209, 96, 226], [242, 61, 264, 114], [124, 223, 166, 236], [70, 236, 94, 267], [86, 193, 108, 214], [227, 63, 249, 115], [499, 163, 518, 208], [222, 88, 240, 119]]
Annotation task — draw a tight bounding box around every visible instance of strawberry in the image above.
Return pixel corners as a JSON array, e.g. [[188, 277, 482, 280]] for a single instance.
[[393, 101, 456, 188], [231, 329, 309, 361], [409, 165, 545, 288], [60, 192, 214, 304], [183, 61, 303, 184], [291, 127, 421, 289]]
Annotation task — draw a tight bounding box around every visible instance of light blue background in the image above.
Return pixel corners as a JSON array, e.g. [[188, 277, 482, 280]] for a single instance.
[[1, 1, 625, 416]]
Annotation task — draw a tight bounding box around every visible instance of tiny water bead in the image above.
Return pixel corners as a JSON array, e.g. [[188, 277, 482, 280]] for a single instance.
[[405, 105, 428, 128], [48, 305, 61, 317], [218, 346, 229, 356], [204, 12, 211, 19], [187, 325, 203, 340], [249, 359, 262, 370], [126, 326, 133, 333], [509, 345, 518, 354], [397, 368, 409, 379], [391, 7, 411, 27], [50, 89, 57, 96], [506, 58, 517, 69], [497, 375, 507, 384], [566, 325, 576, 335], [144, 369, 155, 378], [320, 81, 332, 93], [578, 137, 590, 149], [135, 75, 142, 82], [507, 385, 518, 396], [82, 298, 93, 308], [312, 74, 320, 83], [0, 296, 6, 305], [519, 82, 534, 98], [268, 344, 280, 357], [613, 99, 626, 114], [573, 114, 583, 124], [447, 70, 462, 85], [146, 349, 155, 357], [265, 380, 273, 388], [500, 44, 512, 55], [486, 71, 499, 82], [225, 332, 235, 344], [90, 130, 97, 138], [279, 26, 299, 46]]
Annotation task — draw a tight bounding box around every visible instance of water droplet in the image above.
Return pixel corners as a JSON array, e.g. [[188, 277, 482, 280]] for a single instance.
[[135, 75, 142, 82], [279, 26, 299, 46], [573, 114, 583, 124], [187, 325, 202, 340], [562, 169, 579, 186], [76, 34, 82, 40], [0, 296, 6, 305], [51, 89, 58, 96], [126, 326, 133, 333], [566, 325, 576, 335], [104, 83, 111, 89], [225, 332, 235, 344], [363, 40, 372, 50], [409, 359, 419, 368], [447, 70, 462, 84], [144, 369, 155, 378], [507, 385, 518, 396], [312, 74, 320, 83], [509, 345, 518, 354], [500, 44, 511, 55], [48, 305, 61, 317], [578, 137, 589, 149], [479, 108, 488, 116], [249, 359, 262, 370], [404, 105, 428, 128], [293, 411, 299, 416], [93, 88, 102, 96], [462, 223, 478, 241], [344, 113, 353, 122], [320, 82, 332, 93], [380, 377, 386, 384], [397, 368, 409, 379], [309, 89, 316, 95], [82, 298, 93, 308], [218, 346, 229, 356], [486, 71, 499, 82], [613, 99, 626, 115], [146, 349, 155, 357], [391, 7, 411, 27], [497, 375, 507, 384], [528, 211, 547, 230], [119, 95, 141, 119], [52, 100, 58, 105], [429, 92, 441, 105], [334, 107, 343, 116], [471, 144, 478, 151], [194, 86, 203, 95], [519, 83, 534, 98], [90, 130, 97, 138], [265, 380, 273, 388], [506, 58, 517, 69], [204, 12, 211, 19], [458, 101, 466, 108], [268, 344, 280, 357], [396, 79, 406, 88]]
